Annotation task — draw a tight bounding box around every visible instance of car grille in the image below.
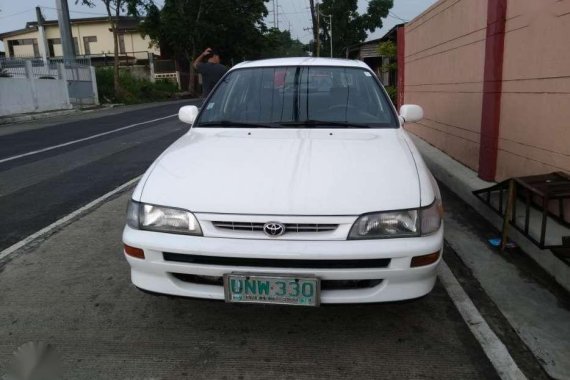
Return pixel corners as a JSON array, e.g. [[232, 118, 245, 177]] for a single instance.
[[163, 253, 391, 269], [170, 273, 383, 290], [212, 221, 338, 233]]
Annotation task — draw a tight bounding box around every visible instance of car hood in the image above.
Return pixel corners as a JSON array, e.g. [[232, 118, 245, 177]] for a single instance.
[[139, 128, 420, 215]]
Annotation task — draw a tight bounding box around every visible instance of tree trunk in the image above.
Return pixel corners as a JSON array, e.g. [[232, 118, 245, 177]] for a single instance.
[[112, 22, 120, 96], [104, 1, 121, 98], [188, 46, 197, 97]]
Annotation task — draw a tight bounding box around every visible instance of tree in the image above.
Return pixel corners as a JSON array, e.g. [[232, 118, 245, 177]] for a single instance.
[[76, 0, 149, 96], [141, 0, 268, 95], [377, 40, 397, 73], [377, 40, 397, 103], [316, 0, 393, 58], [262, 29, 309, 58]]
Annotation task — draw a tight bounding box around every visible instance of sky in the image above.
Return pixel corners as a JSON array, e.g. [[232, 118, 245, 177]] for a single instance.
[[0, 0, 438, 52]]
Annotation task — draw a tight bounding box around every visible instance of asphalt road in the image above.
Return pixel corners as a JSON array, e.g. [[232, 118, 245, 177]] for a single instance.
[[0, 103, 547, 379], [0, 100, 197, 251]]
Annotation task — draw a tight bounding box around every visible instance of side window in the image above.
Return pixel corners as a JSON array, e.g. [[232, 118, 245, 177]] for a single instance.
[[83, 36, 97, 55]]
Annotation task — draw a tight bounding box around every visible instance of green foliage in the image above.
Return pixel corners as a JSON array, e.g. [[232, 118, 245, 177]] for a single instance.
[[262, 29, 309, 58], [384, 85, 397, 105], [317, 0, 393, 57], [141, 0, 269, 65], [95, 67, 178, 104], [77, 0, 150, 94], [377, 41, 397, 74], [377, 40, 397, 58], [75, 0, 149, 16]]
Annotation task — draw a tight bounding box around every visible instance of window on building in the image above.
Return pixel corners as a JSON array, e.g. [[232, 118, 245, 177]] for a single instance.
[[83, 36, 97, 55], [48, 38, 61, 57], [118, 33, 126, 54], [47, 37, 80, 57], [73, 37, 79, 55], [7, 38, 40, 57]]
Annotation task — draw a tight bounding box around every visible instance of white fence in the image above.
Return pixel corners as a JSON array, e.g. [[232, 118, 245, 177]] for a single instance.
[[0, 58, 98, 117]]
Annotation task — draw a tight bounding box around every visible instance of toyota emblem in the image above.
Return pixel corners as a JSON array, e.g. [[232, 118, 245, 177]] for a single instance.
[[263, 222, 286, 237]]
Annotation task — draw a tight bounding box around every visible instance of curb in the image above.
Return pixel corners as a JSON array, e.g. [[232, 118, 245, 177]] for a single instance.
[[0, 106, 108, 125], [409, 133, 570, 293]]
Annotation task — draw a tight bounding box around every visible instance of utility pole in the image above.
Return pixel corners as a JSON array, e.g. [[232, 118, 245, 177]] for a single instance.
[[55, 0, 76, 63], [272, 0, 279, 29], [330, 15, 333, 57], [316, 2, 320, 57], [36, 7, 49, 64], [309, 0, 319, 57], [318, 7, 333, 57]]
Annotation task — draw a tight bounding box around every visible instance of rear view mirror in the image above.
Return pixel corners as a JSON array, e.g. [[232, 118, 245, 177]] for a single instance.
[[399, 104, 424, 123], [178, 105, 199, 125]]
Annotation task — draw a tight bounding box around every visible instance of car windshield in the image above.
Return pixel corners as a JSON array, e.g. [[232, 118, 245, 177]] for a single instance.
[[196, 66, 398, 128]]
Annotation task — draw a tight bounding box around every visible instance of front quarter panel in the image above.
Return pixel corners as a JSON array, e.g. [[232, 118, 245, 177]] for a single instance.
[[400, 129, 438, 206]]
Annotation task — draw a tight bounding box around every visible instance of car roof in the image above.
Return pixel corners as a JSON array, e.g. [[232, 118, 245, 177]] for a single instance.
[[231, 57, 370, 71]]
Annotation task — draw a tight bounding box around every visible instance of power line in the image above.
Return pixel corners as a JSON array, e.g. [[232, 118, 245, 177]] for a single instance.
[[388, 11, 408, 23], [41, 6, 108, 16], [279, 10, 308, 15], [0, 8, 35, 20]]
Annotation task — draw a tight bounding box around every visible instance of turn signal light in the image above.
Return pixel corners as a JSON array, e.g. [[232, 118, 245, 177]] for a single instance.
[[411, 251, 440, 267], [124, 244, 145, 259]]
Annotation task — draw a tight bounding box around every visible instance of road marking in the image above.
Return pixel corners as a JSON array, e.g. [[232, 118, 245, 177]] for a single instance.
[[439, 261, 527, 380], [0, 176, 141, 262], [0, 114, 177, 164]]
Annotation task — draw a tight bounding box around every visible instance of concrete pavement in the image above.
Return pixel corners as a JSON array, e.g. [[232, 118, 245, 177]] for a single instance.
[[0, 191, 506, 379], [411, 134, 570, 379], [0, 103, 564, 379]]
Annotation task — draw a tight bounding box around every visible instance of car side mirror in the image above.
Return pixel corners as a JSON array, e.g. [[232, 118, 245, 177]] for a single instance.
[[178, 105, 199, 125], [399, 104, 424, 123]]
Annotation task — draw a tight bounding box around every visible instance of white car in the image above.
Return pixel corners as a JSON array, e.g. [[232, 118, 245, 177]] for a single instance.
[[122, 57, 443, 306]]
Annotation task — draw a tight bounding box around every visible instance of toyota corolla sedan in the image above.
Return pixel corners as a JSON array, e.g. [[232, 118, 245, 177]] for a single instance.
[[122, 57, 443, 306]]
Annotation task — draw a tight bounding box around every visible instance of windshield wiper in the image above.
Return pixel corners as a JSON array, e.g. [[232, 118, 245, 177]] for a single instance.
[[280, 120, 371, 128], [197, 121, 281, 128]]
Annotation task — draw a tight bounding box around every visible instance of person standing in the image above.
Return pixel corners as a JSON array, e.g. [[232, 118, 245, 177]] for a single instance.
[[193, 48, 228, 97]]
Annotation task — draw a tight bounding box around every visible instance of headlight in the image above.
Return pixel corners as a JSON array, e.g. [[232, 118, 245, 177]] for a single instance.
[[126, 200, 202, 236], [348, 200, 442, 239]]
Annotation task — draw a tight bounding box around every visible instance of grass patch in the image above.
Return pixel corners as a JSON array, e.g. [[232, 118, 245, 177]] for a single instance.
[[95, 67, 178, 104]]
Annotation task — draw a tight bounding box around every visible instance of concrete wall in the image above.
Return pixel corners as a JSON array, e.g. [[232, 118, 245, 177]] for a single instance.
[[403, 0, 570, 181], [0, 77, 72, 116], [403, 0, 488, 172], [497, 0, 570, 180]]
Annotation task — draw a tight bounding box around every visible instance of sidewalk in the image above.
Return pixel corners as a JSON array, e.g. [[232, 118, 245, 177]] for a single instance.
[[410, 133, 570, 379], [0, 106, 103, 126]]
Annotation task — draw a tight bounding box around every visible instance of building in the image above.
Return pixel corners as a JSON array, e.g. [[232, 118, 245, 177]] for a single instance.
[[399, 0, 570, 183], [347, 24, 404, 89], [0, 16, 159, 62]]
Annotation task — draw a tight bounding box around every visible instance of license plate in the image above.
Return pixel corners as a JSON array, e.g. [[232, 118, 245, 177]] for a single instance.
[[224, 273, 320, 306]]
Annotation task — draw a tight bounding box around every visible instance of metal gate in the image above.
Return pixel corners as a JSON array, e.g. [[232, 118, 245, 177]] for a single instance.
[[65, 62, 98, 106]]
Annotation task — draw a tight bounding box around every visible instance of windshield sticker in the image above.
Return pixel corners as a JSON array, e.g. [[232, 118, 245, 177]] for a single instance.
[[206, 103, 215, 110], [363, 72, 372, 77]]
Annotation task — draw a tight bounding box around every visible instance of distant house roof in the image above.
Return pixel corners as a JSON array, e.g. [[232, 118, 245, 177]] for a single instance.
[[347, 23, 405, 58], [0, 16, 142, 40]]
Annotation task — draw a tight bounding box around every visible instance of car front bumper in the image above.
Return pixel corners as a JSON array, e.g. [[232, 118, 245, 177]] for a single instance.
[[122, 225, 443, 304]]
